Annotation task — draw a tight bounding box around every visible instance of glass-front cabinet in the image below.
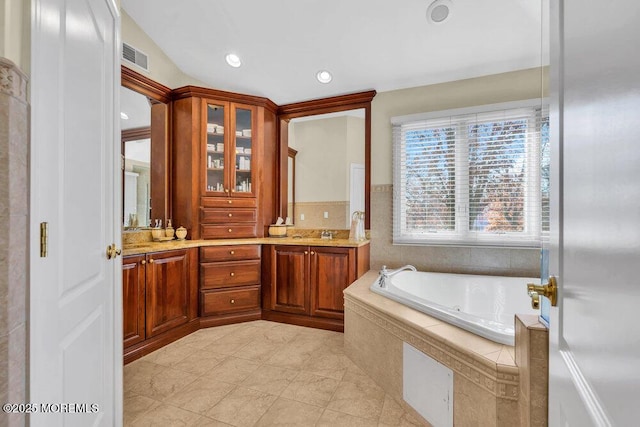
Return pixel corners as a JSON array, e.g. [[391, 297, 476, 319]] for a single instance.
[[204, 100, 256, 198]]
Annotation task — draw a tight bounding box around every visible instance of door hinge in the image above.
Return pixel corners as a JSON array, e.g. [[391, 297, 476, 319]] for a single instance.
[[40, 222, 48, 257]]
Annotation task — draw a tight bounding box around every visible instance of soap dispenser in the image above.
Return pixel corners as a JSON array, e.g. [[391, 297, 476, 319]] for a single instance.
[[165, 219, 175, 239]]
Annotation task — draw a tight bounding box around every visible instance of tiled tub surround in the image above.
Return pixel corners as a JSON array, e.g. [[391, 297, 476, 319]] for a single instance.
[[124, 320, 426, 426], [344, 271, 548, 427], [0, 58, 29, 427], [369, 185, 540, 277]]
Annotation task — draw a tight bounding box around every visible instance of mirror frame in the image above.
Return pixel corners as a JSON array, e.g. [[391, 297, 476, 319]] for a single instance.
[[121, 66, 172, 227], [277, 90, 376, 229]]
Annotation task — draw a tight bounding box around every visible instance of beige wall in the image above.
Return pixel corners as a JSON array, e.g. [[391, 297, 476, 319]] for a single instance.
[[371, 67, 547, 185], [121, 9, 210, 89], [0, 0, 30, 73], [369, 68, 547, 277]]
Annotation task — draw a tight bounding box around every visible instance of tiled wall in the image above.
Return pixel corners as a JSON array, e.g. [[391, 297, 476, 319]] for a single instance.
[[370, 185, 540, 277], [290, 201, 349, 230], [0, 57, 29, 427]]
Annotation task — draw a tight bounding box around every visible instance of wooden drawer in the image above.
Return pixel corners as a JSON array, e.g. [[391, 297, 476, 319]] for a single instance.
[[201, 286, 260, 316], [201, 208, 256, 223], [201, 224, 257, 239], [201, 197, 257, 209], [200, 245, 260, 262], [201, 260, 261, 289]]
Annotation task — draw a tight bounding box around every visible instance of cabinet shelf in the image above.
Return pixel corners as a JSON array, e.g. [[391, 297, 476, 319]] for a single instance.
[[235, 153, 252, 156], [207, 150, 225, 154], [236, 169, 251, 173], [207, 168, 225, 171]]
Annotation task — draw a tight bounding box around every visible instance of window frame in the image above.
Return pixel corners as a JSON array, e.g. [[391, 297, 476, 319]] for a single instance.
[[392, 99, 548, 248]]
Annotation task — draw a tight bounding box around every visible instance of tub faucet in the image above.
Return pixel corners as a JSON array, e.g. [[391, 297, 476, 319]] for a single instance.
[[378, 265, 417, 288]]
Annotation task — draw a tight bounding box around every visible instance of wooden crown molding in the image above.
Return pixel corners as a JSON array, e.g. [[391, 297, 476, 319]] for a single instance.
[[172, 85, 278, 113], [277, 90, 377, 120], [121, 66, 172, 103]]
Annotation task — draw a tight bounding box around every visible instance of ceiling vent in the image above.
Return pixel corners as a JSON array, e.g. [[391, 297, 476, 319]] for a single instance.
[[122, 43, 149, 71]]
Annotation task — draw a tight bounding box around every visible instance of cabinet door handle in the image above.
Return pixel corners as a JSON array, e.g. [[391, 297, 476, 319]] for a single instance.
[[304, 251, 308, 255], [141, 260, 146, 265], [230, 299, 235, 304], [148, 259, 154, 263], [311, 251, 316, 255], [230, 250, 235, 255], [230, 272, 235, 277], [231, 189, 235, 193], [228, 228, 232, 233]]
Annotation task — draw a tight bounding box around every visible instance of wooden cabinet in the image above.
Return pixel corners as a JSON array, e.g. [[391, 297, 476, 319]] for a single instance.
[[263, 243, 369, 331], [122, 248, 198, 364], [122, 255, 146, 348], [199, 244, 262, 326], [172, 87, 278, 240]]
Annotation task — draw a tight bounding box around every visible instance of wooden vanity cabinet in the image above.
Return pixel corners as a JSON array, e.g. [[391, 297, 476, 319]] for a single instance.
[[122, 248, 198, 364], [262, 243, 369, 331], [199, 244, 262, 327], [172, 88, 278, 240]]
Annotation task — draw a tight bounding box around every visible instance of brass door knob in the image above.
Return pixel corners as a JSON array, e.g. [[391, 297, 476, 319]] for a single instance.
[[527, 276, 557, 309], [106, 243, 121, 260]]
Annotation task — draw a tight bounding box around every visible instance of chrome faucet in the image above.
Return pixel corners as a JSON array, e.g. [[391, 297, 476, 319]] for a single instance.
[[378, 265, 417, 288]]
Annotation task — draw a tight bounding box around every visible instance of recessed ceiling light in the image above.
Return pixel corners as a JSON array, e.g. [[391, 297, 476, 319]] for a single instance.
[[427, 0, 452, 24], [225, 53, 242, 68], [316, 70, 333, 84], [120, 112, 129, 120]]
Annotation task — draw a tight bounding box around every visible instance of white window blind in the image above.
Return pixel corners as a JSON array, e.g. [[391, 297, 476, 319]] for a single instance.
[[392, 100, 549, 247]]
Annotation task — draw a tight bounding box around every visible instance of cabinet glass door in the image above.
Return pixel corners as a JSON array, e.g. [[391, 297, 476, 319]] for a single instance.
[[205, 103, 226, 193], [233, 106, 254, 195]]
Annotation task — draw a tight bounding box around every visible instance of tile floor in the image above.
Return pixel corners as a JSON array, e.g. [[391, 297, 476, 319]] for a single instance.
[[124, 320, 426, 426]]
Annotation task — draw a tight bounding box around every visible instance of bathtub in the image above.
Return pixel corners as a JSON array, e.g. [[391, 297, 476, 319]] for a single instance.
[[370, 270, 539, 345]]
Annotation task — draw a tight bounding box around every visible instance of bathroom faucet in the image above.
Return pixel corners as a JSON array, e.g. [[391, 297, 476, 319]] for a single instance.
[[378, 265, 417, 288]]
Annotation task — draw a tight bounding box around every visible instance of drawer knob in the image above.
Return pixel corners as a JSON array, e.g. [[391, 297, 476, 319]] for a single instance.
[[228, 200, 232, 204], [311, 251, 316, 255], [230, 272, 235, 277], [230, 250, 235, 255], [304, 251, 308, 255], [141, 260, 146, 265], [228, 228, 232, 233], [230, 299, 235, 304], [148, 259, 154, 263], [228, 213, 233, 217]]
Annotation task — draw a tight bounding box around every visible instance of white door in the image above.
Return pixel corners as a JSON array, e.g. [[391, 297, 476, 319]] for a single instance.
[[30, 0, 122, 425], [547, 0, 640, 425]]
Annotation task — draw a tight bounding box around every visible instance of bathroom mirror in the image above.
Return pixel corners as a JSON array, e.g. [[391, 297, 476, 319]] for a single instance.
[[121, 66, 171, 229], [278, 91, 375, 230]]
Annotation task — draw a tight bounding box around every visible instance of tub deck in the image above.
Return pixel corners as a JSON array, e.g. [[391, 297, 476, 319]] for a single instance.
[[344, 270, 521, 426]]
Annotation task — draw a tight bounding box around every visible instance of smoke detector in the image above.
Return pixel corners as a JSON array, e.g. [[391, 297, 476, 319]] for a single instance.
[[427, 0, 452, 24]]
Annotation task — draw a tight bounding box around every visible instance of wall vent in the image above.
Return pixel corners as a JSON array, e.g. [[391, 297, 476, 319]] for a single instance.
[[122, 43, 149, 72]]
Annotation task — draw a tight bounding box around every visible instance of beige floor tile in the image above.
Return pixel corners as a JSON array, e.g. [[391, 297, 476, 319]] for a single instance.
[[316, 409, 378, 426], [129, 402, 202, 426], [164, 377, 235, 414], [203, 326, 262, 355], [233, 338, 284, 363], [129, 366, 198, 401], [240, 364, 299, 395], [123, 394, 161, 425], [206, 386, 278, 427], [281, 371, 340, 407], [264, 337, 324, 370], [303, 350, 354, 381], [205, 356, 261, 384], [123, 361, 168, 394], [172, 349, 228, 376], [327, 376, 386, 420], [378, 395, 427, 427], [254, 397, 324, 426], [141, 342, 199, 367], [175, 327, 237, 349]]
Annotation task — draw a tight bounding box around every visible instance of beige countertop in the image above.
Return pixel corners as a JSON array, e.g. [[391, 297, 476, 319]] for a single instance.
[[123, 236, 370, 256]]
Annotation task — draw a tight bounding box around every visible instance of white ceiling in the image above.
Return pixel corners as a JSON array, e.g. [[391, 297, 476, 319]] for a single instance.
[[122, 0, 548, 105]]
